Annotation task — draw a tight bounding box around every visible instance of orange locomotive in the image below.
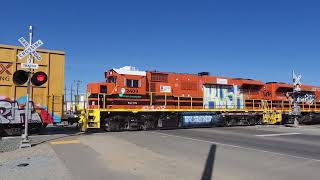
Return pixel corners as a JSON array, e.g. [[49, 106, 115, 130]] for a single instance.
[[81, 66, 320, 131]]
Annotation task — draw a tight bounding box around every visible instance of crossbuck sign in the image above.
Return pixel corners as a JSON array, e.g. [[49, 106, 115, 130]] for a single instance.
[[17, 37, 43, 69]]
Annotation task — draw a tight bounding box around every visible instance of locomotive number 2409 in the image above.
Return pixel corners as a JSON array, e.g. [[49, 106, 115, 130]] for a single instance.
[[126, 89, 138, 93]]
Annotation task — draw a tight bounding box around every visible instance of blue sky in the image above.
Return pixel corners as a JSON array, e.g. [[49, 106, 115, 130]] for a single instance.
[[1, 0, 320, 93]]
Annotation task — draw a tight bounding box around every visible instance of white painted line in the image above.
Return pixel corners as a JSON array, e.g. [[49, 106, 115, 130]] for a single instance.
[[1, 136, 21, 140], [150, 131, 320, 162], [255, 132, 301, 137], [1, 134, 53, 140], [279, 126, 320, 131], [1, 133, 83, 140]]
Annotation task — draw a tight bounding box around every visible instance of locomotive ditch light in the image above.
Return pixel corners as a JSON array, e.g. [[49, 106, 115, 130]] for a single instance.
[[31, 71, 48, 86], [12, 70, 29, 85]]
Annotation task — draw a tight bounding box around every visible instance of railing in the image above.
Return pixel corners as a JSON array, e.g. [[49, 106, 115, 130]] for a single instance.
[[252, 99, 320, 112], [89, 93, 320, 112], [149, 92, 199, 109]]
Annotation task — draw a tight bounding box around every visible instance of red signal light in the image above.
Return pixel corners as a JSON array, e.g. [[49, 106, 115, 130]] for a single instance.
[[31, 71, 47, 86], [36, 73, 46, 82]]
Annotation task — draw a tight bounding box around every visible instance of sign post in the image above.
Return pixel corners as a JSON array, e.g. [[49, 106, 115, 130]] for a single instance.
[[17, 26, 43, 148]]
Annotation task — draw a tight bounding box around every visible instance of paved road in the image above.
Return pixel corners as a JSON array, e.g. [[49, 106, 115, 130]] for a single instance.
[[98, 126, 320, 180], [1, 125, 320, 180], [156, 126, 320, 160]]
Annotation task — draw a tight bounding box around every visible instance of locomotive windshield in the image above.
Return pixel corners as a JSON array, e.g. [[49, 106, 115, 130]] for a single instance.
[[107, 76, 117, 83]]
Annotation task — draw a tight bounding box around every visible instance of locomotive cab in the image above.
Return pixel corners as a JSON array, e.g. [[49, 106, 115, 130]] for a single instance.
[[106, 66, 147, 96], [87, 66, 147, 109]]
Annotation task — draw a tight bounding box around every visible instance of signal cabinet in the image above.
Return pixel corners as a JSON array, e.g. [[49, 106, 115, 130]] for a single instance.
[[0, 44, 65, 123]]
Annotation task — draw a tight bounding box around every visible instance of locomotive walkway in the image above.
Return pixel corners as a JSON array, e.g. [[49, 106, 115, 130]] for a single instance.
[[1, 125, 320, 180]]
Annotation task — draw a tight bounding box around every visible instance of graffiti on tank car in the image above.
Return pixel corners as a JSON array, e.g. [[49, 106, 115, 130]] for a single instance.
[[0, 100, 13, 122], [0, 98, 45, 125]]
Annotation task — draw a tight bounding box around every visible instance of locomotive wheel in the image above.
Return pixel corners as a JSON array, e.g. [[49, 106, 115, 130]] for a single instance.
[[223, 119, 232, 127], [141, 120, 156, 130], [254, 118, 263, 125], [138, 123, 146, 131], [0, 127, 5, 137], [106, 121, 120, 132]]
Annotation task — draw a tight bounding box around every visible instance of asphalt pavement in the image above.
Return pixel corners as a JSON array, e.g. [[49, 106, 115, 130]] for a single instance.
[[0, 125, 81, 152], [154, 126, 320, 160], [1, 125, 320, 180]]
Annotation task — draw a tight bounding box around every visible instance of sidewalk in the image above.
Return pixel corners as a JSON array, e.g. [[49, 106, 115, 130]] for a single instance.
[[0, 143, 72, 180]]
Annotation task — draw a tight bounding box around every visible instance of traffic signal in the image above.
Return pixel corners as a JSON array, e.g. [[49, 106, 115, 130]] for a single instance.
[[13, 70, 29, 85], [31, 71, 47, 86]]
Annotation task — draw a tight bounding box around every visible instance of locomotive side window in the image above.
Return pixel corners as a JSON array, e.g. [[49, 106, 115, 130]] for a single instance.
[[100, 85, 107, 93], [126, 79, 139, 88]]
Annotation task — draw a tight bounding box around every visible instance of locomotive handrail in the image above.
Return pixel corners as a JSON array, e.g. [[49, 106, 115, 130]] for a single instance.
[[97, 93, 107, 109], [89, 91, 320, 113], [256, 99, 320, 112], [148, 92, 201, 109], [178, 96, 180, 109], [165, 93, 167, 106], [252, 99, 255, 110]]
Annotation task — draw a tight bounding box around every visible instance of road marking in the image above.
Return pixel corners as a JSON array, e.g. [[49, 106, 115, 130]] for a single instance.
[[50, 140, 80, 145], [150, 131, 320, 162], [1, 136, 20, 140], [255, 132, 301, 137], [1, 133, 83, 140]]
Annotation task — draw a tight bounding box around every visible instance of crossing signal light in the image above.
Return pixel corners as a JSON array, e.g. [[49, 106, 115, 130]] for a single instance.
[[12, 70, 47, 86], [31, 71, 47, 86], [13, 70, 29, 85]]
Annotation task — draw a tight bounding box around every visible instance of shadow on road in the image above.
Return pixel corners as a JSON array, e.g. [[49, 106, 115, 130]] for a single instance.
[[32, 125, 108, 146], [201, 144, 217, 180], [37, 125, 80, 135], [31, 125, 83, 146]]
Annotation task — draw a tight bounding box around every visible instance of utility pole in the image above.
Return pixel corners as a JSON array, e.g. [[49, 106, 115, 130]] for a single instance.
[[64, 87, 67, 113], [64, 87, 67, 102], [74, 80, 82, 104], [70, 83, 73, 112]]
